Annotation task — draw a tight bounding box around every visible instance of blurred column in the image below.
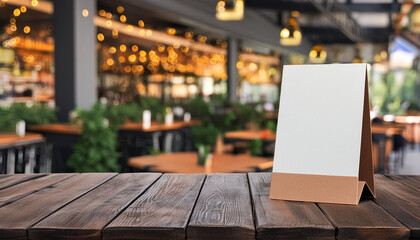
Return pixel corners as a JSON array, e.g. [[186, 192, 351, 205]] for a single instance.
[[227, 38, 239, 102], [53, 0, 97, 121]]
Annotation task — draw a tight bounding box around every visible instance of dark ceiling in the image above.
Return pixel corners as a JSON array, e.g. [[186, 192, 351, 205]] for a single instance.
[[246, 0, 401, 44]]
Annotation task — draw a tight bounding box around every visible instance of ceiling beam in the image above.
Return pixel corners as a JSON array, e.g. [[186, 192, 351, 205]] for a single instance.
[[245, 0, 401, 13], [307, 0, 368, 43], [121, 0, 313, 56]]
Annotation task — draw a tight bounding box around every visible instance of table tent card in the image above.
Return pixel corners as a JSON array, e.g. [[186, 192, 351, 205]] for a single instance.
[[270, 64, 375, 205]]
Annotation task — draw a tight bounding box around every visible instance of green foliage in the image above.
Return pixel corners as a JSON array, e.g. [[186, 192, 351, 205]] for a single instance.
[[191, 123, 218, 146], [249, 139, 262, 156], [371, 70, 419, 114], [186, 96, 211, 122], [67, 103, 121, 172], [266, 120, 277, 133], [138, 96, 166, 120], [113, 102, 143, 123], [0, 103, 56, 131], [230, 102, 264, 129]]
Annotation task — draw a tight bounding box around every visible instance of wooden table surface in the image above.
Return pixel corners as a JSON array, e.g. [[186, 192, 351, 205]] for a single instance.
[[0, 133, 44, 149], [0, 173, 418, 239], [29, 121, 200, 135], [224, 130, 276, 141], [128, 152, 272, 173]]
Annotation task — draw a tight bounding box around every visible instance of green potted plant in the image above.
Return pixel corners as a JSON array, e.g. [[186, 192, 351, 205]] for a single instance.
[[191, 123, 218, 166], [67, 103, 121, 172]]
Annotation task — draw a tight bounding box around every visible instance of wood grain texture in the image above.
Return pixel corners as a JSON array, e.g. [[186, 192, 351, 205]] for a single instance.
[[103, 173, 205, 240], [29, 173, 162, 240], [0, 174, 74, 207], [0, 174, 46, 190], [318, 199, 410, 239], [373, 175, 420, 239], [386, 175, 420, 192], [0, 173, 115, 240], [248, 173, 335, 240], [187, 173, 255, 240]]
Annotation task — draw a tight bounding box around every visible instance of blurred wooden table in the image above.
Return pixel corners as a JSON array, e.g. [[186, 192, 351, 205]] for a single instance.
[[128, 152, 272, 173], [394, 115, 420, 147], [371, 123, 405, 173], [0, 133, 46, 174], [29, 121, 200, 172], [0, 173, 419, 239], [224, 130, 276, 142], [0, 133, 44, 149]]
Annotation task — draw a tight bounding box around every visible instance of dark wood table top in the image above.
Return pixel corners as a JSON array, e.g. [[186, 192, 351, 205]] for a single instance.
[[128, 152, 272, 173], [0, 173, 418, 239]]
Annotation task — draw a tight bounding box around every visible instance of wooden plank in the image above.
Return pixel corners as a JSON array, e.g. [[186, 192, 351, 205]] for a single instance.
[[0, 174, 46, 190], [187, 173, 255, 240], [103, 173, 205, 240], [29, 173, 162, 240], [0, 173, 116, 240], [386, 175, 420, 192], [0, 174, 74, 207], [247, 173, 335, 240], [318, 198, 410, 239], [373, 175, 420, 239]]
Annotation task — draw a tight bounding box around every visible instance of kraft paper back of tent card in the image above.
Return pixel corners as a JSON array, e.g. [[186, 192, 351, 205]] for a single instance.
[[269, 63, 375, 205]]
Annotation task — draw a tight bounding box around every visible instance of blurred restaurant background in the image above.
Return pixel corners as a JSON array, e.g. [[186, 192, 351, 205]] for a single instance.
[[0, 0, 420, 175]]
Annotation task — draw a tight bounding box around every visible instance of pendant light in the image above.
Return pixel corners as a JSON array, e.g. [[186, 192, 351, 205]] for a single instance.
[[309, 45, 327, 63], [216, 0, 244, 21], [280, 11, 301, 46]]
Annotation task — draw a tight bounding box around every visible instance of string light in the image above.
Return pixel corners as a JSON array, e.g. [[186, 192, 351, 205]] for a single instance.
[[138, 20, 144, 28], [107, 58, 114, 66], [82, 9, 89, 17], [20, 6, 27, 13], [13, 8, 21, 17], [131, 45, 138, 52], [99, 10, 106, 17], [120, 44, 126, 52], [23, 26, 30, 34], [109, 47, 116, 54], [117, 6, 124, 14], [97, 33, 104, 41], [120, 15, 127, 23], [166, 28, 176, 35], [31, 0, 38, 7]]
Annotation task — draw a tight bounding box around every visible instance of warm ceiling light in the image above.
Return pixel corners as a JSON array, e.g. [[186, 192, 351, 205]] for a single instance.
[[309, 45, 327, 63], [106, 58, 114, 66], [99, 10, 106, 17], [23, 26, 30, 34], [117, 6, 124, 14], [112, 29, 118, 38], [120, 44, 127, 52], [280, 12, 302, 46], [166, 28, 176, 35], [138, 20, 144, 28], [132, 45, 139, 52], [109, 47, 116, 54], [97, 33, 104, 41], [31, 0, 38, 7], [20, 6, 27, 13], [216, 0, 244, 21], [13, 8, 21, 17], [82, 9, 89, 17], [120, 15, 127, 23]]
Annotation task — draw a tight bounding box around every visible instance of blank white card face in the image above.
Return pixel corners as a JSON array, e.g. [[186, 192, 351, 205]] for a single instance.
[[273, 64, 367, 177]]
